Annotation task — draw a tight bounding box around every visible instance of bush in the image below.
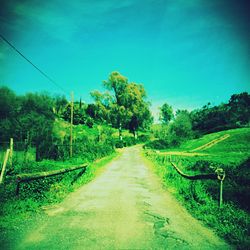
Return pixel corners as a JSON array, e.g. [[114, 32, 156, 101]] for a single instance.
[[115, 140, 124, 148], [123, 136, 136, 146], [144, 139, 169, 149], [86, 117, 94, 128], [137, 134, 150, 142]]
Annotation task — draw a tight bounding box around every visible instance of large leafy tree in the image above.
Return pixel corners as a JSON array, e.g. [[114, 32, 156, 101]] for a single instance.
[[91, 71, 152, 133]]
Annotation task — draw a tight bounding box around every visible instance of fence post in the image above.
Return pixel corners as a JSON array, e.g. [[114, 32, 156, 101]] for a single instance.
[[219, 179, 223, 208], [0, 149, 10, 184], [9, 138, 13, 168], [216, 168, 225, 208]]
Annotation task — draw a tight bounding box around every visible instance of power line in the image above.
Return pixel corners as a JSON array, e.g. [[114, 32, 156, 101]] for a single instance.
[[0, 34, 68, 95]]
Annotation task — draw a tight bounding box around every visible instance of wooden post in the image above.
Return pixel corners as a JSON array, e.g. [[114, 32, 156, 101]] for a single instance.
[[219, 180, 223, 208], [0, 149, 10, 184], [9, 138, 13, 168], [70, 91, 74, 158], [215, 168, 225, 208]]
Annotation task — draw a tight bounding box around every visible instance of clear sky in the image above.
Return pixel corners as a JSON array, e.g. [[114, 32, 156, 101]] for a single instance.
[[0, 0, 249, 120]]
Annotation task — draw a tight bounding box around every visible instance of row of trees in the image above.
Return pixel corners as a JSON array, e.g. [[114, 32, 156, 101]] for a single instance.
[[191, 92, 250, 133], [0, 87, 58, 160], [156, 92, 250, 148], [0, 71, 153, 158], [0, 87, 56, 143]]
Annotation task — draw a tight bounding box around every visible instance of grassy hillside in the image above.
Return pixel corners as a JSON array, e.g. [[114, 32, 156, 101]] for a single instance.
[[160, 127, 250, 165], [146, 127, 250, 248], [53, 118, 140, 142]]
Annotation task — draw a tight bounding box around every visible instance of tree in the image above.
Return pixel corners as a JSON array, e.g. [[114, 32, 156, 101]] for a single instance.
[[89, 90, 111, 122], [168, 110, 193, 146], [53, 95, 68, 116], [228, 92, 250, 126], [103, 71, 128, 106], [0, 86, 18, 120], [91, 71, 153, 134], [0, 86, 19, 141], [190, 92, 250, 135], [159, 103, 174, 124], [62, 102, 86, 125]]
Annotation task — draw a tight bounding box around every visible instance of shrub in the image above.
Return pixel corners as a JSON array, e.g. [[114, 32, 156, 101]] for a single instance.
[[144, 139, 169, 149], [115, 140, 124, 148], [86, 117, 94, 128], [137, 134, 150, 142]]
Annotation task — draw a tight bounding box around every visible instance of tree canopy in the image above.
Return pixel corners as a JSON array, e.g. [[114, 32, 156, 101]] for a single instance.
[[90, 71, 153, 133], [159, 103, 174, 124]]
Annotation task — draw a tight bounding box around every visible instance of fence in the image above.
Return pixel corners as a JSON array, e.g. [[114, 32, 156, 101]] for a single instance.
[[146, 150, 226, 207], [15, 164, 87, 195]]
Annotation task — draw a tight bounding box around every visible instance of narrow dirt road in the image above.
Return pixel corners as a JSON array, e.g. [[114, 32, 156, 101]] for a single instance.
[[16, 146, 229, 249]]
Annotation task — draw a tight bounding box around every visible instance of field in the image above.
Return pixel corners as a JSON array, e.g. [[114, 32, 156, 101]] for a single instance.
[[158, 127, 250, 165]]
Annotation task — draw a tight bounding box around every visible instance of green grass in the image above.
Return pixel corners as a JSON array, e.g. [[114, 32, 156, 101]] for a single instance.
[[160, 127, 250, 165], [144, 127, 250, 249], [145, 151, 250, 249], [0, 151, 119, 235], [53, 118, 136, 142], [163, 127, 250, 152]]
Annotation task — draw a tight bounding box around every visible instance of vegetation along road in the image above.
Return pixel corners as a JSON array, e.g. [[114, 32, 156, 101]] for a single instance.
[[14, 146, 230, 249]]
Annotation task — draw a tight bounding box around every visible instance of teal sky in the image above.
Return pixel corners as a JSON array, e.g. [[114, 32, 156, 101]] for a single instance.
[[0, 0, 249, 120]]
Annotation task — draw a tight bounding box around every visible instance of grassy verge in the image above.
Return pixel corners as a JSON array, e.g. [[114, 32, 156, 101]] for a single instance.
[[144, 151, 250, 249], [0, 151, 119, 234]]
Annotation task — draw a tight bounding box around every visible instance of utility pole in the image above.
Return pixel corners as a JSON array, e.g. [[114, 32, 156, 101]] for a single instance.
[[70, 91, 74, 158], [9, 138, 13, 169]]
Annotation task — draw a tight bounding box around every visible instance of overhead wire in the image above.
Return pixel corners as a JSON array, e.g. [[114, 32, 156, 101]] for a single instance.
[[0, 33, 68, 96]]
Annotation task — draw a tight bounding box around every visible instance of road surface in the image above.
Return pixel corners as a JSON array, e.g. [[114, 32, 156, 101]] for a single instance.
[[15, 146, 230, 249]]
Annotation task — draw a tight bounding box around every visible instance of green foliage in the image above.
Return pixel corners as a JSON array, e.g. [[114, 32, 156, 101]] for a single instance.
[[53, 95, 68, 116], [0, 86, 18, 120], [144, 139, 169, 149], [62, 103, 87, 125], [191, 92, 250, 134], [0, 152, 119, 239], [162, 127, 250, 161], [85, 117, 94, 128], [114, 134, 150, 148], [115, 140, 124, 148], [91, 71, 153, 132], [167, 110, 193, 146], [146, 152, 250, 249], [0, 87, 56, 161], [159, 102, 174, 124], [148, 110, 194, 149], [228, 92, 250, 126]]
